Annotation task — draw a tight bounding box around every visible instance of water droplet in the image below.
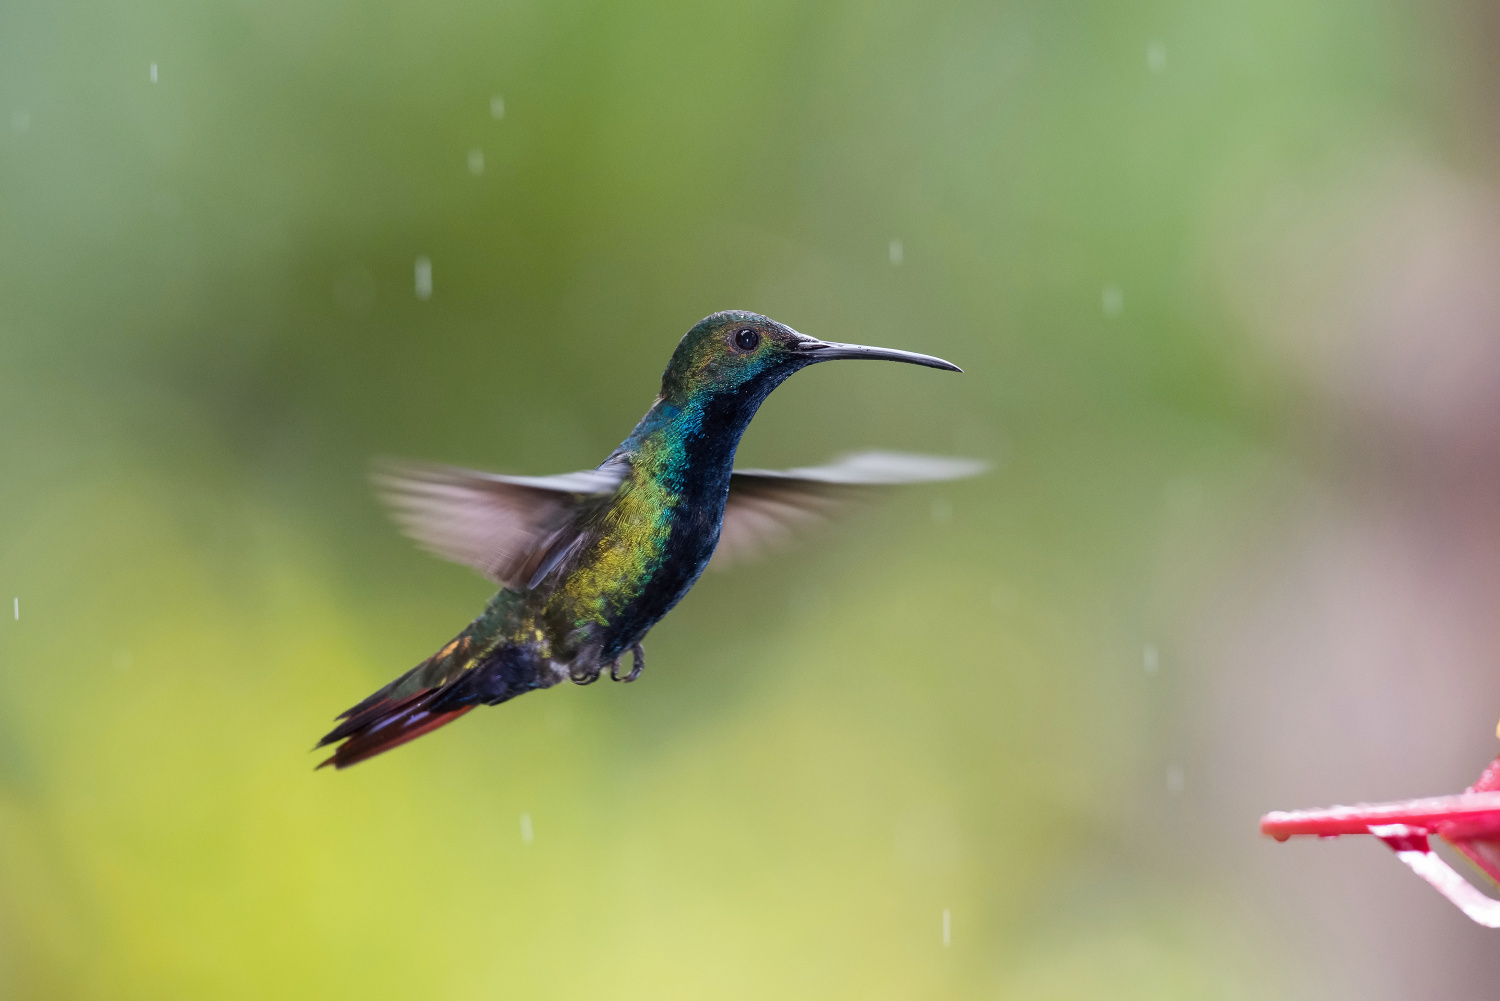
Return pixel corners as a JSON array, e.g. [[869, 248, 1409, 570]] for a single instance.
[[1166, 764, 1184, 795], [1147, 41, 1167, 73], [414, 256, 433, 300], [1102, 284, 1124, 318], [942, 909, 951, 946], [11, 109, 29, 134], [490, 94, 505, 120], [889, 238, 904, 266], [931, 498, 952, 524], [520, 812, 534, 845], [467, 148, 485, 175], [149, 62, 158, 83], [1143, 644, 1159, 674]]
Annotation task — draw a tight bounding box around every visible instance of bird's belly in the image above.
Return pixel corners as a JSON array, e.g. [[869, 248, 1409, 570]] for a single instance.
[[574, 505, 721, 660], [601, 534, 716, 655]]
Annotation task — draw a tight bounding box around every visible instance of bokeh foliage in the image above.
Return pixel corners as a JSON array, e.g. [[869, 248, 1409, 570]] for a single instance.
[[0, 0, 1484, 997]]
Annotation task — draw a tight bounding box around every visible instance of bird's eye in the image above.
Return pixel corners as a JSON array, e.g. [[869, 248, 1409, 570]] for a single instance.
[[733, 327, 761, 352]]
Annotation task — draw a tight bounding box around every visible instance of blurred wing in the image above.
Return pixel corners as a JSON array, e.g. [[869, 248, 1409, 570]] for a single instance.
[[711, 451, 987, 569], [374, 459, 627, 588]]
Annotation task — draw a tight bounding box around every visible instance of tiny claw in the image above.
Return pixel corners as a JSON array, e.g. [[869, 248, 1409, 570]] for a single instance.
[[570, 664, 601, 686], [612, 643, 644, 683]]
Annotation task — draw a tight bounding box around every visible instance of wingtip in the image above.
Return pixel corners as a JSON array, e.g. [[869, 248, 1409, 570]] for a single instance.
[[828, 451, 990, 482]]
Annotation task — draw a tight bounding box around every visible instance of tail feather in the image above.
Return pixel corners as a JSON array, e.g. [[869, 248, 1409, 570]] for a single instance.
[[317, 691, 474, 769], [317, 635, 558, 769]]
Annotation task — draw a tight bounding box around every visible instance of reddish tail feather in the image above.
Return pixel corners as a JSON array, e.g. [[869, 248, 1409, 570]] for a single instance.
[[318, 636, 553, 768], [316, 690, 473, 769]]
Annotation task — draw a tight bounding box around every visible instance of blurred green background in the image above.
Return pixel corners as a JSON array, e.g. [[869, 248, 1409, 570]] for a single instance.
[[6, 0, 1500, 997]]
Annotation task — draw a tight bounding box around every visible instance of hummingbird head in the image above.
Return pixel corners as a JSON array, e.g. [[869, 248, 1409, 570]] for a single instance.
[[659, 310, 960, 409]]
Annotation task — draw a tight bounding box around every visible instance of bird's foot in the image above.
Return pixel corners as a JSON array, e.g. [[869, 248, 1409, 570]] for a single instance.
[[569, 663, 602, 685], [610, 643, 644, 683]]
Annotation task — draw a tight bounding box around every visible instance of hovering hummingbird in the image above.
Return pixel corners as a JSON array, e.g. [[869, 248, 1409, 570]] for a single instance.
[[318, 311, 981, 768]]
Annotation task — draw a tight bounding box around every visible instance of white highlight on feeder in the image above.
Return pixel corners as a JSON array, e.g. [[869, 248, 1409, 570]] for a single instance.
[[1166, 764, 1184, 795], [467, 148, 485, 175], [1371, 826, 1500, 928], [889, 238, 904, 266], [490, 95, 505, 120], [942, 908, 951, 946], [1102, 284, 1124, 318], [414, 256, 433, 300], [1147, 41, 1167, 73], [1143, 644, 1159, 674], [520, 812, 534, 845], [149, 62, 158, 83]]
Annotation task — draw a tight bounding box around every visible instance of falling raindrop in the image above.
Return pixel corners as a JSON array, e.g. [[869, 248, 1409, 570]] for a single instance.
[[467, 148, 485, 176], [942, 909, 951, 946], [414, 256, 433, 300], [889, 238, 904, 266], [1147, 41, 1167, 73], [1102, 284, 1124, 318], [11, 597, 16, 620], [1143, 644, 1159, 674], [490, 94, 506, 120], [520, 812, 534, 845], [149, 62, 158, 83]]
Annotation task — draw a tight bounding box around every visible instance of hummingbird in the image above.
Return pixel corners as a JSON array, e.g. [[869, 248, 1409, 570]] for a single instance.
[[318, 310, 981, 768]]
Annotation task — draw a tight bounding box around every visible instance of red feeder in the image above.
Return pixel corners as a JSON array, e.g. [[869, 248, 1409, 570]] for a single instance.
[[1262, 753, 1500, 926]]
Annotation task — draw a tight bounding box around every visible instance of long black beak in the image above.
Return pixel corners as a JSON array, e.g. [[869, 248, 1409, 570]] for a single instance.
[[794, 339, 963, 373]]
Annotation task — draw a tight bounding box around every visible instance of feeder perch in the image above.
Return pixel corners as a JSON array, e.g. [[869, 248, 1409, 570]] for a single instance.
[[1261, 751, 1500, 927]]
